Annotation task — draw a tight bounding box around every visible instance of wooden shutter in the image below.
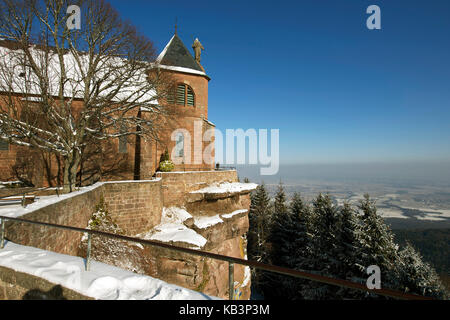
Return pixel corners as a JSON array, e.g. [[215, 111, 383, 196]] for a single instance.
[[176, 84, 186, 106], [0, 139, 8, 151], [187, 86, 194, 106]]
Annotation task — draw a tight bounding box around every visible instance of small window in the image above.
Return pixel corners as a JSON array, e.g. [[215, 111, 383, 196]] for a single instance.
[[168, 84, 195, 107], [175, 132, 184, 157], [118, 124, 127, 154], [0, 139, 9, 151]]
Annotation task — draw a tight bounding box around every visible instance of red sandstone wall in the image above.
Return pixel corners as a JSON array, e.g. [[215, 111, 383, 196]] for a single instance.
[[4, 186, 102, 255], [156, 170, 238, 207], [102, 180, 163, 235], [4, 180, 163, 255]]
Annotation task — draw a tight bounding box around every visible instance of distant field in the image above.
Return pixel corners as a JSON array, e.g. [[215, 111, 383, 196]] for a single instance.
[[385, 218, 450, 230]]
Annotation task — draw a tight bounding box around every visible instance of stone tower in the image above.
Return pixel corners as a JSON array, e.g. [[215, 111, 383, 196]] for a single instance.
[[144, 33, 215, 173]]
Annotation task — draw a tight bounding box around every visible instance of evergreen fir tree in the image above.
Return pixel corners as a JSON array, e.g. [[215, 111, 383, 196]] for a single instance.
[[335, 202, 366, 298], [267, 191, 313, 299], [273, 181, 288, 216], [302, 193, 341, 299], [264, 182, 289, 298], [247, 183, 272, 291], [396, 242, 448, 299], [358, 194, 400, 295]]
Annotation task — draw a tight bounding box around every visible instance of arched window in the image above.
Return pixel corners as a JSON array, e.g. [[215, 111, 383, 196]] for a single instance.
[[118, 124, 128, 154], [175, 132, 184, 157], [168, 84, 195, 107]]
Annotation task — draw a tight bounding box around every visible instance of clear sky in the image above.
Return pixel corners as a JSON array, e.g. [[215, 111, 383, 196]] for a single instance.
[[108, 0, 450, 165]]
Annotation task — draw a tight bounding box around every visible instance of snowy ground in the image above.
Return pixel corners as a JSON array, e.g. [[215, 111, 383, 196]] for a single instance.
[[137, 207, 207, 249], [0, 241, 218, 300], [0, 180, 160, 218], [190, 182, 258, 194], [137, 207, 249, 249]]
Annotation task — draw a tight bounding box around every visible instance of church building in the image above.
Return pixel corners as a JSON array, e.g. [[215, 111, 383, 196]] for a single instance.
[[0, 32, 216, 187]]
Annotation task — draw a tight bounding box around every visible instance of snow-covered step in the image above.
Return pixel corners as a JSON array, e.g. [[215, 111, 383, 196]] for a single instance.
[[136, 207, 249, 251], [188, 182, 258, 201], [0, 241, 218, 300]]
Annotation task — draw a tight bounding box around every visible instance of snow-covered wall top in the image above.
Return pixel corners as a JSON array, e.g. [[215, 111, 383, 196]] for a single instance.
[[0, 241, 217, 300]]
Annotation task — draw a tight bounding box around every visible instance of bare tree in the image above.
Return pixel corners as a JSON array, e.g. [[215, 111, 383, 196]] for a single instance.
[[0, 0, 172, 192]]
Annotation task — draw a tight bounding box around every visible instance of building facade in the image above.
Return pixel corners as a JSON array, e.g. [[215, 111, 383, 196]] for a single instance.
[[0, 33, 215, 187]]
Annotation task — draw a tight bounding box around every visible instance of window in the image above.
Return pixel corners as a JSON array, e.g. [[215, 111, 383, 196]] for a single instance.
[[175, 132, 184, 157], [168, 84, 195, 107], [118, 124, 127, 154], [0, 139, 8, 151]]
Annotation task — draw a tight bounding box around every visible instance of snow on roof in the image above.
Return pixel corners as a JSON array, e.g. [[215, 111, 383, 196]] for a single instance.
[[152, 34, 208, 78], [151, 63, 207, 77], [203, 118, 216, 127], [0, 45, 158, 104], [0, 241, 217, 300], [190, 182, 258, 194], [155, 35, 175, 64]]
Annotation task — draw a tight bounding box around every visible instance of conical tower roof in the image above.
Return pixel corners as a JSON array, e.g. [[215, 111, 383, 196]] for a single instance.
[[156, 34, 204, 72]]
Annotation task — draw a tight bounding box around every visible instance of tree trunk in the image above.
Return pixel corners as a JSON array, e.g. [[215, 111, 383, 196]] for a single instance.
[[62, 153, 80, 193]]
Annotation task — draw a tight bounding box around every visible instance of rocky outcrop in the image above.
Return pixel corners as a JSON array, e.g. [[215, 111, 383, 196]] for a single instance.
[[134, 173, 256, 300]]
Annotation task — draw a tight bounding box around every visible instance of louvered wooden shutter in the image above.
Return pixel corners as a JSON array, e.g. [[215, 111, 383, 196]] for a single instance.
[[176, 84, 186, 106], [187, 86, 194, 106], [0, 139, 8, 151]]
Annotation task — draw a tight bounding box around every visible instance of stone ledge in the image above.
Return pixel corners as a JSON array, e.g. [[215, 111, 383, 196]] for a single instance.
[[0, 265, 93, 300]]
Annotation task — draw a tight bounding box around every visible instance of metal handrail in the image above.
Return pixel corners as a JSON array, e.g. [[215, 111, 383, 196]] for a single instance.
[[0, 215, 432, 300]]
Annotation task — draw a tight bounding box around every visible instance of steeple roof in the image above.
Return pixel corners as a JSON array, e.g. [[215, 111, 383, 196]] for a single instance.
[[156, 34, 204, 72]]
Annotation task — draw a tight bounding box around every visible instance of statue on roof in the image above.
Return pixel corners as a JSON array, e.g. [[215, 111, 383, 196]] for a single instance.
[[192, 38, 204, 64]]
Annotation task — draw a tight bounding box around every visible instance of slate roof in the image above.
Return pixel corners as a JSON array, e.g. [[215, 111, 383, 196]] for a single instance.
[[156, 34, 204, 72]]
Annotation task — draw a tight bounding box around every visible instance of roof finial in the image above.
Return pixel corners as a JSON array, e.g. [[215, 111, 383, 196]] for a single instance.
[[174, 17, 178, 35]]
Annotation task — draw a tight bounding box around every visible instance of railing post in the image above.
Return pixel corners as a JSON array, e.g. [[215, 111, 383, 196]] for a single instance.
[[21, 194, 26, 207], [229, 262, 234, 300], [85, 233, 92, 271], [0, 218, 5, 249]]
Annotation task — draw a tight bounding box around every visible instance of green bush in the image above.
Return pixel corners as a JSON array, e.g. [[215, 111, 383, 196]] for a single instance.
[[159, 159, 175, 172]]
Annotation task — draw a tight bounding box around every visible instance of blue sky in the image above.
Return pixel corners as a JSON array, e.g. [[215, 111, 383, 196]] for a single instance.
[[109, 0, 450, 165]]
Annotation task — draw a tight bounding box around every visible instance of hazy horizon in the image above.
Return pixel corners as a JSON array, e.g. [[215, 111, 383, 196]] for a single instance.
[[234, 161, 450, 188]]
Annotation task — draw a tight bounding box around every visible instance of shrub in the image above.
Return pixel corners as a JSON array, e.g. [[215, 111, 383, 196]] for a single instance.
[[159, 159, 175, 172]]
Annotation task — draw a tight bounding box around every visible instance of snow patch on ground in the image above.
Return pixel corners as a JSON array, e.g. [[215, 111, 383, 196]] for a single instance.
[[0, 241, 217, 300], [142, 224, 207, 249], [160, 207, 192, 224], [0, 180, 160, 219], [194, 215, 223, 229], [137, 207, 207, 249], [378, 208, 409, 219], [190, 182, 258, 194], [221, 209, 248, 219], [241, 266, 251, 288]]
